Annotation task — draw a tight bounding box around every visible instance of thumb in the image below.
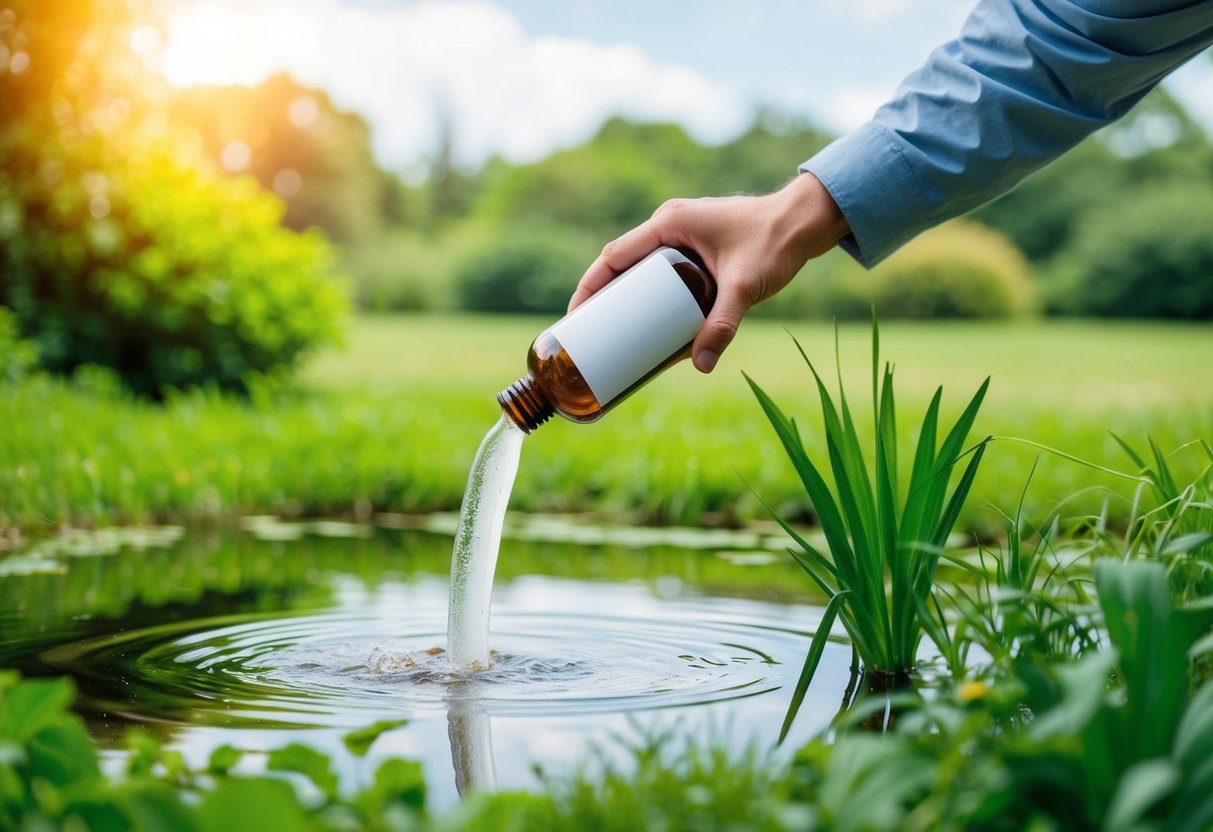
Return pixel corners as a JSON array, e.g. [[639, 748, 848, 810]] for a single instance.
[[691, 287, 748, 374]]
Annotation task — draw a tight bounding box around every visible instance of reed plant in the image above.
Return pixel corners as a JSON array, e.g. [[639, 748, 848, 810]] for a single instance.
[[1109, 435, 1213, 600], [746, 322, 990, 741], [935, 499, 1100, 676]]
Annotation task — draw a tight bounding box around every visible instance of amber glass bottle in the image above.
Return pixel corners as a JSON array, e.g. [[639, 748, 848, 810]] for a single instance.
[[498, 247, 716, 433]]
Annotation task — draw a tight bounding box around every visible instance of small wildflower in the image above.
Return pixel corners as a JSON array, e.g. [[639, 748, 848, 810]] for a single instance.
[[958, 680, 989, 702]]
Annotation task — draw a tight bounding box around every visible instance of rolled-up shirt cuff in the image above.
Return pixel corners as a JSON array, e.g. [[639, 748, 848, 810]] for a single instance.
[[799, 121, 931, 269]]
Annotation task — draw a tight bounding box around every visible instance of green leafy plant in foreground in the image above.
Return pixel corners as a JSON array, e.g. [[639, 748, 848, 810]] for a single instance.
[[0, 670, 427, 832], [746, 322, 990, 741], [792, 559, 1213, 832]]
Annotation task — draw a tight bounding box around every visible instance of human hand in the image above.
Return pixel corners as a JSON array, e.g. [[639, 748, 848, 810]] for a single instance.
[[568, 172, 850, 373]]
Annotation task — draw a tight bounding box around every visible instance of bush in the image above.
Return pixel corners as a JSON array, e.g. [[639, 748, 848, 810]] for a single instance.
[[750, 222, 1035, 321], [342, 225, 493, 313], [861, 220, 1036, 319], [453, 223, 598, 315], [0, 131, 348, 395], [1046, 185, 1213, 319]]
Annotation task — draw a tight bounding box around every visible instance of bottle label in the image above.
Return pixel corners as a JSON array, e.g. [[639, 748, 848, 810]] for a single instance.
[[551, 249, 707, 406]]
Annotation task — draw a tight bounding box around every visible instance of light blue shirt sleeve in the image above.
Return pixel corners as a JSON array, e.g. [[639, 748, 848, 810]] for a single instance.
[[801, 0, 1213, 267]]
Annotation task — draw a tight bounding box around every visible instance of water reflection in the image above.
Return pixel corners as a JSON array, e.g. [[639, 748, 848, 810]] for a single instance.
[[447, 696, 496, 795]]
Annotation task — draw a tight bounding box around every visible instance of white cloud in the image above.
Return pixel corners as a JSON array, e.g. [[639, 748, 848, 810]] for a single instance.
[[160, 0, 750, 170], [821, 85, 892, 133]]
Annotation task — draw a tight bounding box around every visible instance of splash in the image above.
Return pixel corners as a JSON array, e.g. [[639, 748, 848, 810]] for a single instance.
[[446, 415, 526, 668]]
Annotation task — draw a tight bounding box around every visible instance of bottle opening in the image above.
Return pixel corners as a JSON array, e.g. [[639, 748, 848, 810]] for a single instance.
[[497, 374, 555, 434]]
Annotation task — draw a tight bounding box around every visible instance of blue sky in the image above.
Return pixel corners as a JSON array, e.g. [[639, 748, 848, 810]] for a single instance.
[[159, 0, 1212, 175]]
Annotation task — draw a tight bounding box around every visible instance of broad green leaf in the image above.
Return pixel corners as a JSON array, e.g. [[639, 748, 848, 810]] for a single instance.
[[267, 743, 339, 800], [1028, 649, 1116, 741], [198, 778, 309, 832], [207, 745, 243, 776], [343, 719, 408, 758], [1104, 759, 1179, 832], [366, 758, 427, 810], [0, 676, 75, 743]]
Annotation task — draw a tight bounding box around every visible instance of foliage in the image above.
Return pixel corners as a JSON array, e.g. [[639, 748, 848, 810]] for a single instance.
[[1105, 435, 1213, 601], [518, 730, 789, 832], [1047, 184, 1213, 319], [169, 73, 400, 243], [860, 221, 1036, 320], [746, 322, 990, 740], [0, 671, 428, 832], [3, 316, 1211, 535], [453, 223, 598, 315], [341, 229, 469, 313], [0, 0, 348, 395], [937, 505, 1100, 677], [472, 118, 714, 241], [0, 306, 37, 384], [974, 86, 1213, 266], [790, 559, 1213, 832], [0, 130, 348, 395]]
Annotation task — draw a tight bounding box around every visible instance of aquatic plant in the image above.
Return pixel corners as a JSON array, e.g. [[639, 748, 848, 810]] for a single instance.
[[1109, 435, 1213, 601], [792, 558, 1213, 832], [746, 321, 990, 741], [933, 472, 1101, 677]]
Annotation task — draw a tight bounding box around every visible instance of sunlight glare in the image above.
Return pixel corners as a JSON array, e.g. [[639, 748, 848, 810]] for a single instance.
[[160, 2, 295, 88]]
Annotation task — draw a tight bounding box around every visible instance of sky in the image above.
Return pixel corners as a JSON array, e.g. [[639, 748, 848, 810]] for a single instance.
[[156, 0, 1213, 176]]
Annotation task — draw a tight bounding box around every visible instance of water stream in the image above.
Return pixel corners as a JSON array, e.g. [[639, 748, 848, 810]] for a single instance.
[[446, 415, 526, 668]]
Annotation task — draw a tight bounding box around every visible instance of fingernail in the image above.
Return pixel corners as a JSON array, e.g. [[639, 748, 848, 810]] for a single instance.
[[694, 350, 719, 373]]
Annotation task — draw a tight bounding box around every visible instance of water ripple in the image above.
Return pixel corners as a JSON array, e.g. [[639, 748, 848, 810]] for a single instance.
[[39, 607, 847, 727]]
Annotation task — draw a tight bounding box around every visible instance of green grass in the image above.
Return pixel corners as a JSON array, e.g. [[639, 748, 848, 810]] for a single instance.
[[2, 314, 1211, 535], [747, 323, 991, 740]]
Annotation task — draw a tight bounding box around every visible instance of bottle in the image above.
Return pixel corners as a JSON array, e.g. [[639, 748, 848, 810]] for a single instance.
[[498, 247, 716, 433]]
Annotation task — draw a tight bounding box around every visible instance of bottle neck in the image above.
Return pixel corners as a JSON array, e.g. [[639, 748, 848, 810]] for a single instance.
[[497, 373, 554, 434]]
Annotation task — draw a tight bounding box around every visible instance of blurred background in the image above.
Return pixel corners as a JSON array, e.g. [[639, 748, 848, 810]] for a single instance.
[[1, 0, 1211, 533], [2, 0, 1213, 390]]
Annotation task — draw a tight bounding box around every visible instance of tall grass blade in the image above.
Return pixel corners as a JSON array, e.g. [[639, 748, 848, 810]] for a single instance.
[[778, 589, 850, 745], [743, 373, 856, 576]]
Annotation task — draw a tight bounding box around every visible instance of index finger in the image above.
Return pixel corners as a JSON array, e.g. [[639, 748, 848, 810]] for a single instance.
[[567, 220, 665, 312]]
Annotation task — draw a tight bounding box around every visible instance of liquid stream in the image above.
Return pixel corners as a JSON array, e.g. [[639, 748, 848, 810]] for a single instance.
[[446, 415, 526, 669]]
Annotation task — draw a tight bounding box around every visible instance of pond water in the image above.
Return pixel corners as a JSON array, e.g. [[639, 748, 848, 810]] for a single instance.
[[0, 517, 854, 810]]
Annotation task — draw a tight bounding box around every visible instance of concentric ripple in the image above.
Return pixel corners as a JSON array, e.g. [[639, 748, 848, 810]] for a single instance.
[[38, 605, 848, 728]]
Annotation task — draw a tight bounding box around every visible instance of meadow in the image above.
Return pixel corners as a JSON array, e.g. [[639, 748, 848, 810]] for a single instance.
[[3, 314, 1211, 537]]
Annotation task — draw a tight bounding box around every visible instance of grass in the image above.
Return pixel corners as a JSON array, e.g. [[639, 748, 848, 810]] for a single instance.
[[746, 322, 990, 740], [2, 314, 1211, 535]]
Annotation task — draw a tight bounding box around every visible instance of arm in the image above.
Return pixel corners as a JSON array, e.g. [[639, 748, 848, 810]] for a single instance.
[[573, 0, 1213, 372], [806, 0, 1213, 267]]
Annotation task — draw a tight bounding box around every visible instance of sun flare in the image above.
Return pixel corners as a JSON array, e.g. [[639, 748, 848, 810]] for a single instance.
[[159, 1, 294, 88]]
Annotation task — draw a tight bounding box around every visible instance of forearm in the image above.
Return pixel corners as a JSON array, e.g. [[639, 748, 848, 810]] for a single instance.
[[804, 0, 1213, 267]]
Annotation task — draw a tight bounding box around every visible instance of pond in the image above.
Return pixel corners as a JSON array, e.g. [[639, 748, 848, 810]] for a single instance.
[[0, 515, 855, 810]]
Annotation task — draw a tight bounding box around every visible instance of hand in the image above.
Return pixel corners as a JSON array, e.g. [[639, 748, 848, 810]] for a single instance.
[[568, 172, 850, 373]]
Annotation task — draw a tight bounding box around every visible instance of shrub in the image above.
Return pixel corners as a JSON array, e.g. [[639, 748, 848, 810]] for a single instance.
[[1047, 185, 1213, 319], [342, 225, 492, 313], [453, 223, 597, 315], [863, 220, 1037, 319], [0, 131, 348, 395]]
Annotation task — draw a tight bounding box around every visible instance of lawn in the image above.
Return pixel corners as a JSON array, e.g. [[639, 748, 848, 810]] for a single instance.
[[2, 314, 1211, 535]]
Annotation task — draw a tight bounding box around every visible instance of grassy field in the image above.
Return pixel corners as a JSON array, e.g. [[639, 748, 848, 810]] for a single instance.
[[2, 314, 1211, 535]]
